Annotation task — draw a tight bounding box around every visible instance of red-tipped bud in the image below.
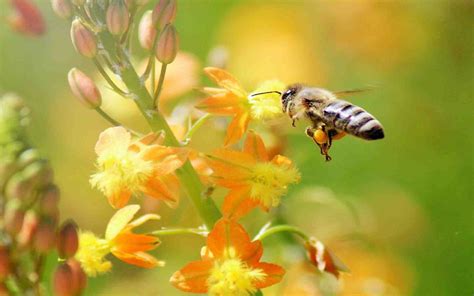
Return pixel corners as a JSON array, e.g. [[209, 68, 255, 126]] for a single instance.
[[8, 0, 46, 36], [53, 264, 75, 296], [0, 246, 11, 281], [304, 238, 349, 279], [106, 0, 130, 36], [68, 68, 102, 108], [17, 210, 39, 248], [39, 184, 60, 217], [57, 220, 79, 259], [152, 0, 177, 29], [51, 0, 72, 19], [70, 19, 97, 58], [155, 24, 178, 64], [138, 10, 156, 50], [4, 200, 25, 235], [34, 220, 57, 253], [67, 259, 87, 294]]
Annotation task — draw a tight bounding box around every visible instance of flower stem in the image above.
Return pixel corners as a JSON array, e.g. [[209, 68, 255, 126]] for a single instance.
[[153, 63, 168, 107], [151, 228, 208, 237], [92, 58, 127, 96], [95, 107, 141, 137], [253, 225, 309, 241], [184, 114, 212, 142]]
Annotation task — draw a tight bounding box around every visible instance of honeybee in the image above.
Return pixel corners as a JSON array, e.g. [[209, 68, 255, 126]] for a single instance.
[[253, 85, 385, 161]]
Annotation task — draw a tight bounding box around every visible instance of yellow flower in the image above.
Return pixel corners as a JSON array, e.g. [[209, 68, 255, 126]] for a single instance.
[[197, 67, 285, 146], [90, 127, 187, 208], [75, 205, 163, 277]]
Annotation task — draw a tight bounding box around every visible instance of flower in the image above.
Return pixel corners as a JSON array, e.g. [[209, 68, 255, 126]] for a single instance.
[[75, 204, 163, 277], [304, 237, 349, 279], [197, 67, 285, 146], [90, 127, 187, 208], [8, 0, 45, 37], [171, 219, 285, 295], [207, 131, 300, 220]]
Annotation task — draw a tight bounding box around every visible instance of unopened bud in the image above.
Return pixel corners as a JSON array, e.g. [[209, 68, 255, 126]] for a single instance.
[[70, 19, 97, 58], [22, 161, 54, 187], [5, 174, 33, 201], [0, 246, 11, 281], [39, 184, 60, 217], [68, 68, 102, 108], [18, 149, 41, 168], [53, 264, 74, 296], [4, 200, 25, 235], [152, 0, 177, 29], [138, 10, 156, 50], [155, 24, 178, 64], [57, 220, 79, 259], [51, 0, 72, 19], [8, 0, 46, 36], [34, 220, 57, 253], [17, 210, 39, 248], [67, 259, 87, 294], [106, 0, 130, 36]]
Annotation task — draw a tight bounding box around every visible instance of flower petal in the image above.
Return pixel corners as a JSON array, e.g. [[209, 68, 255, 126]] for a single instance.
[[107, 189, 132, 210], [142, 176, 179, 207], [204, 67, 247, 98], [243, 131, 269, 162], [113, 231, 160, 253], [128, 213, 161, 229], [95, 127, 130, 157], [105, 204, 140, 241], [207, 219, 254, 259], [222, 188, 259, 220], [112, 250, 164, 269], [253, 262, 286, 289], [196, 92, 242, 115], [224, 111, 250, 146], [170, 260, 213, 293]]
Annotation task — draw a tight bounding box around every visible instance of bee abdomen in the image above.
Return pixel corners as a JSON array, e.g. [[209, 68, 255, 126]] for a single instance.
[[323, 100, 384, 140]]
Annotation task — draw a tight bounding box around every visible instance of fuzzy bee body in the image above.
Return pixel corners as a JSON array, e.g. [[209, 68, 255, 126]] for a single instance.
[[280, 84, 384, 160]]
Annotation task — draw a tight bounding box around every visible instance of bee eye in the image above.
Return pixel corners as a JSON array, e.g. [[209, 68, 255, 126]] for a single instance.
[[282, 89, 294, 102]]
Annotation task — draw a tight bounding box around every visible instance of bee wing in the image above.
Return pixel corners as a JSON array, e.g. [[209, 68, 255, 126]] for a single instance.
[[333, 86, 377, 98]]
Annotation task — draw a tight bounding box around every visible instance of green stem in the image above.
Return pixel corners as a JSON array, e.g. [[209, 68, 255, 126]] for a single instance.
[[153, 63, 168, 107], [93, 58, 127, 96], [151, 228, 208, 237], [184, 114, 212, 142], [253, 225, 309, 241], [95, 107, 141, 136]]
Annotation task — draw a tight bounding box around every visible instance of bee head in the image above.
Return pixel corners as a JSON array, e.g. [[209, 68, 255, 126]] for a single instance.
[[281, 84, 302, 113]]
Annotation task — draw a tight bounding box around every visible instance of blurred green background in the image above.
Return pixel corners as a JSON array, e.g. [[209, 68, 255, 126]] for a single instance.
[[0, 0, 473, 295]]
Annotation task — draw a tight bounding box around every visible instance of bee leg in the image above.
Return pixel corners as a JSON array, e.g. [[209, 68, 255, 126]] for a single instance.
[[306, 126, 331, 160]]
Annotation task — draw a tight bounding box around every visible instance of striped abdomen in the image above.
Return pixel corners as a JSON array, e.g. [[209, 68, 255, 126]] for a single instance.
[[322, 100, 384, 140]]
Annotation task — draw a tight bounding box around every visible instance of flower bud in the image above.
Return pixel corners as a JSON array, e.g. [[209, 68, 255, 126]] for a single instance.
[[17, 210, 39, 248], [18, 148, 41, 168], [70, 19, 97, 58], [106, 0, 130, 36], [138, 10, 156, 50], [39, 184, 60, 217], [155, 24, 178, 64], [5, 174, 33, 201], [0, 246, 11, 281], [34, 220, 57, 253], [57, 220, 79, 259], [68, 68, 102, 108], [8, 0, 46, 36], [152, 0, 177, 29], [53, 264, 74, 296], [67, 259, 87, 294], [4, 200, 25, 235], [22, 161, 53, 187], [51, 0, 72, 19]]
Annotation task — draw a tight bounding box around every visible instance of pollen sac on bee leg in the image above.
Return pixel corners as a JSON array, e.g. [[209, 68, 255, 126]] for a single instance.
[[305, 127, 332, 161]]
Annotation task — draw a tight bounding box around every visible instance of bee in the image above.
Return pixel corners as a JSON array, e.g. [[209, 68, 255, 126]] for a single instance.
[[253, 85, 384, 161]]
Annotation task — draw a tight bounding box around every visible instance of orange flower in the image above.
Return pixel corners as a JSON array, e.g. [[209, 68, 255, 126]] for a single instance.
[[171, 219, 285, 295], [197, 67, 285, 146], [304, 237, 349, 279], [76, 205, 163, 277], [90, 127, 187, 208], [207, 132, 300, 220]]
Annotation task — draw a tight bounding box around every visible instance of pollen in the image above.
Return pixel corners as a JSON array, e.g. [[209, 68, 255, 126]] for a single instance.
[[90, 148, 154, 198], [248, 80, 286, 121], [208, 258, 266, 296], [75, 231, 112, 277], [249, 162, 300, 208]]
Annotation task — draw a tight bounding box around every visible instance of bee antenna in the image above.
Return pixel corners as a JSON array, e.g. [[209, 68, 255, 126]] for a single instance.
[[250, 90, 282, 97]]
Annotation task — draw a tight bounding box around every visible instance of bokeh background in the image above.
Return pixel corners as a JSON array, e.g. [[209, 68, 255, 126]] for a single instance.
[[1, 0, 473, 295]]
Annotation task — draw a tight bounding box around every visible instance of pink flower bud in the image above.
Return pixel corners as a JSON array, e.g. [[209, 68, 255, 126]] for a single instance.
[[39, 184, 60, 217], [53, 264, 74, 296], [4, 200, 25, 235], [70, 19, 97, 58], [138, 10, 156, 50], [8, 0, 46, 37], [0, 246, 11, 281], [155, 24, 178, 64], [152, 0, 177, 29], [67, 259, 87, 294], [106, 0, 130, 36], [51, 0, 72, 19], [17, 210, 39, 248], [22, 161, 54, 187], [5, 174, 34, 201], [34, 220, 57, 253], [68, 68, 102, 108], [57, 220, 79, 259]]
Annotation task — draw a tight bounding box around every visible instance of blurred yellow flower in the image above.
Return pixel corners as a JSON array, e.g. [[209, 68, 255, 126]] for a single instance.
[[76, 205, 163, 277]]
